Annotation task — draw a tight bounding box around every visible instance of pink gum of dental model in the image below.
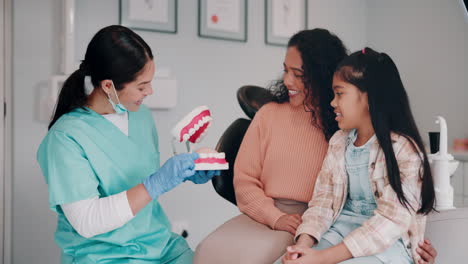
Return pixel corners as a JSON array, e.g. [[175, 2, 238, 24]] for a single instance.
[[171, 106, 213, 144]]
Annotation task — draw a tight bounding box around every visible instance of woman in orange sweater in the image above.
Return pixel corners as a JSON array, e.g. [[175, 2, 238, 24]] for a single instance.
[[194, 28, 345, 264]]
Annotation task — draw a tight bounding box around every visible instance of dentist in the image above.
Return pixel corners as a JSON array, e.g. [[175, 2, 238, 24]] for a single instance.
[[37, 25, 215, 264]]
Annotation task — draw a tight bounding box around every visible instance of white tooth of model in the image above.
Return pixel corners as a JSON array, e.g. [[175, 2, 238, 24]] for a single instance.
[[189, 128, 195, 136], [428, 116, 460, 210]]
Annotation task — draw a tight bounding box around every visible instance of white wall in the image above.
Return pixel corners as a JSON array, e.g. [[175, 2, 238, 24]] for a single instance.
[[308, 0, 367, 52], [12, 0, 63, 263], [366, 0, 468, 145], [11, 0, 366, 263]]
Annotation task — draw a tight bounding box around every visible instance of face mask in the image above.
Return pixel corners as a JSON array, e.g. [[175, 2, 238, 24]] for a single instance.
[[107, 81, 127, 114]]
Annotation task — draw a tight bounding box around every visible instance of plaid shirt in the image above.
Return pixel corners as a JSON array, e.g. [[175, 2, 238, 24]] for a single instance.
[[295, 130, 426, 263]]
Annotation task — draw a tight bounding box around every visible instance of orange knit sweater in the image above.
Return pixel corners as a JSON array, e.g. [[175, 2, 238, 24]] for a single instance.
[[234, 102, 329, 229]]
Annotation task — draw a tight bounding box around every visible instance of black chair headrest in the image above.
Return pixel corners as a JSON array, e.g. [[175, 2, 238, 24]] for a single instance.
[[237, 85, 274, 119]]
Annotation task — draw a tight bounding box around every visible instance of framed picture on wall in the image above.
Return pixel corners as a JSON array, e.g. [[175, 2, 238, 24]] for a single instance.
[[265, 0, 307, 46], [120, 0, 177, 33], [198, 0, 247, 42]]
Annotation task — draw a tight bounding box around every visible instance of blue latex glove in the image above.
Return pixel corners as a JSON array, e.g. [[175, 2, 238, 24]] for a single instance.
[[185, 170, 221, 184], [143, 153, 199, 199]]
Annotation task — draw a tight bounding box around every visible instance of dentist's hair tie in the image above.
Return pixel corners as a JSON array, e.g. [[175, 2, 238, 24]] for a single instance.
[[362, 48, 366, 54], [79, 61, 90, 74]]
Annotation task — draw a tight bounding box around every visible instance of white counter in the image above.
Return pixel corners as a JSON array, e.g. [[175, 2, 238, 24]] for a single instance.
[[453, 150, 468, 162]]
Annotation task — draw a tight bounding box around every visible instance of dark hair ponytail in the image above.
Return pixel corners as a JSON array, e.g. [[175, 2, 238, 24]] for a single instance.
[[270, 28, 348, 141], [48, 25, 153, 129], [335, 47, 435, 215]]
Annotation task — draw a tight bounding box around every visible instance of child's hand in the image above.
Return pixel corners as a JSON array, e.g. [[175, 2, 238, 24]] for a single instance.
[[285, 234, 316, 259], [284, 243, 302, 261], [282, 245, 327, 264], [417, 239, 437, 264], [274, 214, 302, 235]]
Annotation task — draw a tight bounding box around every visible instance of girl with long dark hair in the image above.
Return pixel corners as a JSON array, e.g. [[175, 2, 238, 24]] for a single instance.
[[283, 48, 436, 264]]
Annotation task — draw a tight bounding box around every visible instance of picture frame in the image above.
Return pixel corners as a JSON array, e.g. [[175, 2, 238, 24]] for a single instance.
[[265, 0, 307, 46], [120, 0, 178, 34], [198, 0, 247, 42]]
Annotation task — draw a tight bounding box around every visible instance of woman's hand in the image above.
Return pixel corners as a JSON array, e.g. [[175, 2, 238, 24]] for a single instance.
[[282, 245, 329, 264], [143, 153, 198, 199], [274, 214, 302, 235], [417, 239, 437, 264], [283, 242, 351, 264], [130, 153, 198, 214], [285, 234, 316, 260]]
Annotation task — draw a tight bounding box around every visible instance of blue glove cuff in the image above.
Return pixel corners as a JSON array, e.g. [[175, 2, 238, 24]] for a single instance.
[[143, 175, 162, 200]]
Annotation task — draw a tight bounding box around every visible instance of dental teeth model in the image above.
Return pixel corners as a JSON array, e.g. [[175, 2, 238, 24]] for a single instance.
[[172, 105, 213, 144], [171, 106, 228, 171], [195, 151, 229, 171]]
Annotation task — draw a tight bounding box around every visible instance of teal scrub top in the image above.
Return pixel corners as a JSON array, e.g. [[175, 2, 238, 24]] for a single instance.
[[37, 105, 192, 264]]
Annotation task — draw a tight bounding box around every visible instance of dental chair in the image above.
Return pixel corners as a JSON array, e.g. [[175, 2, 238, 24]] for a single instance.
[[211, 85, 468, 263], [212, 85, 274, 205]]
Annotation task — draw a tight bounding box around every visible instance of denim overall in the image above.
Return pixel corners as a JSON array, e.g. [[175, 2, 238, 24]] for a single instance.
[[316, 130, 413, 264]]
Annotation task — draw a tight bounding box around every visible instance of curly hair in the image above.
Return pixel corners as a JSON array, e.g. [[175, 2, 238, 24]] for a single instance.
[[270, 28, 347, 141]]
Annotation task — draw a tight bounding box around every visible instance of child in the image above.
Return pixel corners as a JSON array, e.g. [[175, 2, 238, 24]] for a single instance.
[[283, 47, 435, 264]]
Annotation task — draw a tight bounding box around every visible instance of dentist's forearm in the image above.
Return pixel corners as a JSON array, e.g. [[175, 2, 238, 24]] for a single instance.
[[127, 183, 152, 215]]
